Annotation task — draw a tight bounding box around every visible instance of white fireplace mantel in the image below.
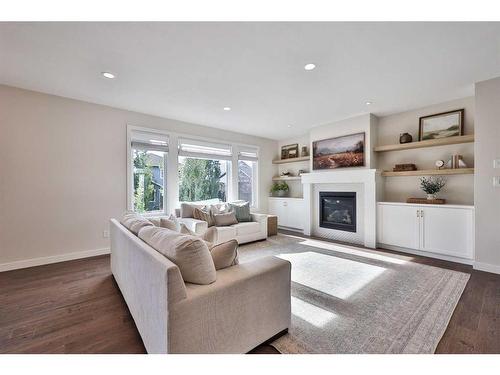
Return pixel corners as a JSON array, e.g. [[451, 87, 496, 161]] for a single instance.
[[301, 169, 381, 248]]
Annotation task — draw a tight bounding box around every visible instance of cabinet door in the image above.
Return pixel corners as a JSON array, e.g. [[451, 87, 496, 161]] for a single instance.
[[421, 207, 473, 259], [378, 204, 420, 249], [268, 199, 286, 226], [286, 200, 304, 230]]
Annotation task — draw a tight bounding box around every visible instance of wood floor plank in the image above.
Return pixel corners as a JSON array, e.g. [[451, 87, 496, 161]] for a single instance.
[[1, 236, 499, 354]]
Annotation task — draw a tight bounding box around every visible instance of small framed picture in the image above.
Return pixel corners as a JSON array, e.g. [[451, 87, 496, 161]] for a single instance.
[[419, 109, 464, 141], [281, 143, 299, 159]]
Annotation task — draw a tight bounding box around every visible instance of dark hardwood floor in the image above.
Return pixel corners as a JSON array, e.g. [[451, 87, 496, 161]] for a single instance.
[[1, 235, 499, 354]]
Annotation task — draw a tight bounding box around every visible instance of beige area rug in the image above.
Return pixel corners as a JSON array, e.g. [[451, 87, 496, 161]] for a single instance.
[[239, 234, 469, 354]]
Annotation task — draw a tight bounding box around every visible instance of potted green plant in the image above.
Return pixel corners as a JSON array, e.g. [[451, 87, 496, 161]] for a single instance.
[[420, 176, 446, 200], [270, 182, 290, 197]]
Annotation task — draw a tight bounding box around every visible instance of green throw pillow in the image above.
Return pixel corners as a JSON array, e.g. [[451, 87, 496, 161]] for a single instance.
[[229, 202, 251, 222]]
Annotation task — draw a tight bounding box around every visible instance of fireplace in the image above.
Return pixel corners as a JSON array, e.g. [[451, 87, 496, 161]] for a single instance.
[[319, 192, 357, 232]]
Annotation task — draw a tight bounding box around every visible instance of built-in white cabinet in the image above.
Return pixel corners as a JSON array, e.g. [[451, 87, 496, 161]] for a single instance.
[[268, 197, 304, 231], [377, 202, 474, 262]]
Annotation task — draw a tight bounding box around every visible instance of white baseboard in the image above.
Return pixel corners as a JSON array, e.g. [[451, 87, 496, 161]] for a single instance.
[[377, 243, 474, 266], [473, 261, 500, 275], [0, 248, 110, 272]]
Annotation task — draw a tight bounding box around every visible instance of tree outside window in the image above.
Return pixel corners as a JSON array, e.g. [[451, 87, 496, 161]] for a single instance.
[[178, 157, 228, 202], [133, 149, 165, 212]]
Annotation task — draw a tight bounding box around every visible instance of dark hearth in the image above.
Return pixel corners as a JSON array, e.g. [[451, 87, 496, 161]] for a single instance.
[[319, 192, 357, 232]]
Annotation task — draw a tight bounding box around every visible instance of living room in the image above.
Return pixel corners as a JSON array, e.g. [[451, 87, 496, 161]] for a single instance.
[[1, 2, 500, 373]]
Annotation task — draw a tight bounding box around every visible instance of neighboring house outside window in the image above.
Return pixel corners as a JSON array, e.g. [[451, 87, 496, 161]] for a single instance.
[[237, 147, 258, 208]]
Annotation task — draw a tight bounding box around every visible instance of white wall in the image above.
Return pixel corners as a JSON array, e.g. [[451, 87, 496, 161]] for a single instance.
[[474, 77, 500, 273], [377, 97, 475, 204], [0, 85, 277, 268]]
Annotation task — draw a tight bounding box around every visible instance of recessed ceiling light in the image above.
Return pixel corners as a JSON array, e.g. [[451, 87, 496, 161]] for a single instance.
[[102, 72, 116, 79], [287, 125, 292, 128], [304, 63, 316, 71], [365, 101, 372, 105], [223, 107, 231, 111]]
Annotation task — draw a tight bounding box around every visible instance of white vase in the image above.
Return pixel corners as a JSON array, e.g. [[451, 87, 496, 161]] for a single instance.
[[427, 193, 437, 200]]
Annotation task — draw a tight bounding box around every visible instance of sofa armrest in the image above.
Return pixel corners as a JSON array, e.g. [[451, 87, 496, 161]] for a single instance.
[[251, 213, 268, 237], [251, 213, 267, 223], [168, 256, 291, 353], [110, 219, 187, 354], [178, 218, 208, 235]]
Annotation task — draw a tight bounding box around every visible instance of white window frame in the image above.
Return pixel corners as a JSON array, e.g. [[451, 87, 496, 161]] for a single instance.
[[236, 145, 259, 209], [127, 126, 170, 216], [127, 124, 261, 214], [178, 138, 233, 204]]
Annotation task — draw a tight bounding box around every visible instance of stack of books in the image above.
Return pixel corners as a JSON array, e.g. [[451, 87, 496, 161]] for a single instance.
[[393, 163, 417, 172]]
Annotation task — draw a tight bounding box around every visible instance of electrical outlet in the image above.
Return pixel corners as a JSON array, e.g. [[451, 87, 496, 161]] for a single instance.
[[494, 159, 500, 169], [493, 177, 500, 187], [103, 230, 110, 238]]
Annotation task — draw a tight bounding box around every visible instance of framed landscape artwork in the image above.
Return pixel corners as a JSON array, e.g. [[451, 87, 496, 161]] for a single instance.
[[419, 109, 464, 141], [312, 132, 365, 170], [281, 143, 299, 159]]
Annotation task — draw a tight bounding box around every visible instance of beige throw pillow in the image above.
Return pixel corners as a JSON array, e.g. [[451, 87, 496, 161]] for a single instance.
[[206, 239, 239, 270], [213, 212, 238, 227], [160, 217, 179, 232], [138, 226, 216, 285], [193, 207, 215, 227], [148, 217, 162, 227], [120, 212, 154, 235], [180, 203, 205, 218]]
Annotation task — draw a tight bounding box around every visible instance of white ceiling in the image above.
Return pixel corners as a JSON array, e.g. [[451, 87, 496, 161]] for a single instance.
[[1, 22, 499, 140]]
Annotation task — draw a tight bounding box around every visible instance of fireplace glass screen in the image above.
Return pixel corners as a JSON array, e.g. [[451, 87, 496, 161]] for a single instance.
[[319, 192, 356, 232]]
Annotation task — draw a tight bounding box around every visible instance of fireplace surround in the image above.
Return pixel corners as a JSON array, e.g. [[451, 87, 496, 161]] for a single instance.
[[301, 169, 381, 248], [319, 192, 357, 232]]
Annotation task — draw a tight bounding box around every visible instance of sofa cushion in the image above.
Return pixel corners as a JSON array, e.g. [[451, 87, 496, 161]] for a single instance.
[[228, 202, 252, 222], [138, 226, 216, 285], [213, 212, 238, 227], [120, 212, 154, 235], [214, 226, 237, 243], [232, 222, 260, 236], [207, 239, 239, 270], [193, 207, 215, 227]]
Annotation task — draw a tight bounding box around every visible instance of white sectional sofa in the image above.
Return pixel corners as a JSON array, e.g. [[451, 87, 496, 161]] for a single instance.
[[110, 217, 291, 354]]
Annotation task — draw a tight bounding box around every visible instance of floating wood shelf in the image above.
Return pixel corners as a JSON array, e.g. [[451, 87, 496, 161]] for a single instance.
[[374, 134, 474, 152], [272, 156, 310, 164], [381, 168, 474, 177], [272, 176, 302, 181]]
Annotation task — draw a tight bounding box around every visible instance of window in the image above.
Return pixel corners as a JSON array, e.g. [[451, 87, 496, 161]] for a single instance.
[[238, 147, 258, 207], [178, 139, 232, 203], [129, 130, 168, 214]]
